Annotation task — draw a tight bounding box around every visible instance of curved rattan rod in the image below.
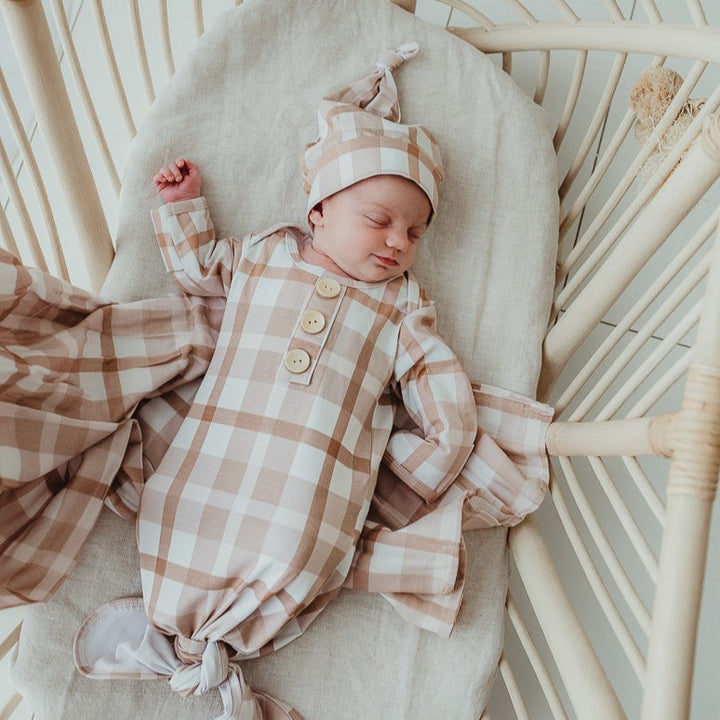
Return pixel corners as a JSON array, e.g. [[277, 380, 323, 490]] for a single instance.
[[0, 67, 67, 280], [509, 516, 626, 717], [553, 51, 586, 152], [623, 456, 665, 524], [128, 0, 155, 107], [194, 0, 204, 37], [569, 318, 697, 422], [498, 653, 531, 720], [540, 113, 720, 398], [692, 190, 720, 384], [442, 0, 537, 26], [556, 211, 717, 416], [559, 62, 710, 270], [639, 0, 662, 23], [0, 200, 21, 258], [557, 53, 626, 209], [0, 622, 23, 718], [550, 0, 579, 23], [504, 0, 537, 24], [394, 0, 416, 10], [506, 593, 570, 719], [556, 456, 652, 639], [534, 50, 550, 105], [546, 416, 672, 458], [557, 62, 710, 290], [442, 6, 453, 32], [596, 304, 699, 421], [548, 474, 646, 681], [545, 441, 666, 529], [550, 466, 647, 666], [603, 0, 625, 21], [588, 456, 659, 580], [642, 371, 720, 714], [559, 104, 634, 250], [0, 140, 46, 272], [566, 249, 711, 420], [666, 379, 720, 498], [0, 622, 21, 662], [687, 0, 708, 25], [632, 445, 671, 509], [49, 0, 121, 197], [501, 52, 512, 75], [452, 23, 720, 64], [438, 0, 493, 30], [3, 0, 113, 290], [0, 693, 22, 719], [629, 353, 691, 420], [558, 59, 704, 253], [89, 0, 136, 139], [641, 231, 720, 718], [159, 0, 175, 81], [575, 291, 703, 421]]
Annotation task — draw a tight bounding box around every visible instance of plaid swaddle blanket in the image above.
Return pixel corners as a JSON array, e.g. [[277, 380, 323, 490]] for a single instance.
[[0, 248, 223, 605], [0, 201, 552, 717]]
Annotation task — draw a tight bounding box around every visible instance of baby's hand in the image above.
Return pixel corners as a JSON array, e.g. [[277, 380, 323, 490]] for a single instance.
[[154, 158, 202, 203]]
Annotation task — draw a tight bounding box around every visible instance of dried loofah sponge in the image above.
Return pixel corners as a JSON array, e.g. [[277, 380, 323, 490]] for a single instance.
[[629, 65, 705, 185], [630, 66, 684, 142]]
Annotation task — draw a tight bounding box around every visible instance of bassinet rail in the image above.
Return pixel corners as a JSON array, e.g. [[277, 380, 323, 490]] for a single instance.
[[1, 1, 720, 719]]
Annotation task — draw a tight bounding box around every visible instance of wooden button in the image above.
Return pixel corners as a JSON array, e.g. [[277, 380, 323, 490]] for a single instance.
[[316, 278, 341, 298], [301, 310, 326, 334], [285, 348, 311, 374]]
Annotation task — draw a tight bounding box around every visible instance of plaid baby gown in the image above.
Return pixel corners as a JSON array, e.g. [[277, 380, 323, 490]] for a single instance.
[[123, 198, 477, 718]]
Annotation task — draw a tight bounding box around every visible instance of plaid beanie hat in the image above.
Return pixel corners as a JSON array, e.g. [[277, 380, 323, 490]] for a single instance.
[[301, 42, 444, 221]]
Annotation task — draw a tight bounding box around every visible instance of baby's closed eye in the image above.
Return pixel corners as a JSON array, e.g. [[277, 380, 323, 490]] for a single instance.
[[365, 213, 390, 226]]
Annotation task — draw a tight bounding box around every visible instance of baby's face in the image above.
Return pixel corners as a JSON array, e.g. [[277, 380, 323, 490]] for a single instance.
[[308, 175, 431, 282]]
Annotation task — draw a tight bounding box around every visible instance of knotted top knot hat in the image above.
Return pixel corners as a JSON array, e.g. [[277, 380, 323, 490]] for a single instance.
[[301, 42, 444, 222]]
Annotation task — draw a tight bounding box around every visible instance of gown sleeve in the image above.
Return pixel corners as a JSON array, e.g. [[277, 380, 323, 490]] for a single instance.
[[151, 196, 241, 297], [384, 300, 478, 503]]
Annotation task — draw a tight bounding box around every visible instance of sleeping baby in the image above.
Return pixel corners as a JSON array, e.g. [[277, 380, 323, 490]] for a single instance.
[[135, 43, 477, 719]]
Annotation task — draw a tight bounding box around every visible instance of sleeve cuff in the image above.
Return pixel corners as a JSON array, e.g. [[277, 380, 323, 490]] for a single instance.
[[158, 196, 208, 216]]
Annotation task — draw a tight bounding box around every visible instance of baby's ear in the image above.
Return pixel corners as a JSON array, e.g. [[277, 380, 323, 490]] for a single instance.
[[308, 203, 325, 227]]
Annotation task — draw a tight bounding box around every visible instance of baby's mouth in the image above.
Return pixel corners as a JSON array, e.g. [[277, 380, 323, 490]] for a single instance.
[[374, 254, 398, 267]]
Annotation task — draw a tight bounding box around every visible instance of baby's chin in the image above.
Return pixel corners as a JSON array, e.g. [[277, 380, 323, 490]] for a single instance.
[[352, 265, 408, 283]]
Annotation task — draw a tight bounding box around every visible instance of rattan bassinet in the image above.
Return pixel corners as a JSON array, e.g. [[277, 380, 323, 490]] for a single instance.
[[2, 1, 720, 719]]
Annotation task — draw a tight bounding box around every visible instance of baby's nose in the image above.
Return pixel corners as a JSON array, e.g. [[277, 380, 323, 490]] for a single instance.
[[386, 231, 409, 250]]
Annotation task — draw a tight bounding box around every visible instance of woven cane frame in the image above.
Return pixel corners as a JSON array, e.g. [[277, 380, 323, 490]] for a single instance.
[[2, 1, 720, 719]]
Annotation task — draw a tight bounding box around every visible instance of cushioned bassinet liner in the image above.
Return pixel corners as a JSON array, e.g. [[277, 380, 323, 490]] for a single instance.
[[12, 508, 509, 719], [2, 247, 551, 717], [10, 0, 558, 717]]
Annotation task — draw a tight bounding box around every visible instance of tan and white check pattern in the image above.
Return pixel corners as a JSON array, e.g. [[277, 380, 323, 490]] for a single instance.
[[132, 197, 477, 715], [302, 43, 444, 217], [140, 196, 477, 655], [351, 383, 554, 635], [1, 199, 552, 716], [0, 248, 221, 608]]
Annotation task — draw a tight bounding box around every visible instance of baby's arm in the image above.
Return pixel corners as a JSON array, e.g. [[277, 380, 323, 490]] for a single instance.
[[151, 158, 237, 297], [154, 158, 202, 203], [384, 302, 478, 503]]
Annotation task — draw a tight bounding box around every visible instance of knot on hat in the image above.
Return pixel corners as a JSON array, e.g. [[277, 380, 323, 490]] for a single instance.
[[375, 41, 419, 73], [323, 42, 420, 123], [169, 637, 229, 697]]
